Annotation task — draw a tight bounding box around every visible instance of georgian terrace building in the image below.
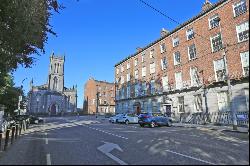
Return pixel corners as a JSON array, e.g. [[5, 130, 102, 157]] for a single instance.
[[114, 0, 249, 121]]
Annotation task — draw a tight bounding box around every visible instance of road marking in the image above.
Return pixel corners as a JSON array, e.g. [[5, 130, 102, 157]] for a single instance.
[[98, 141, 128, 165], [165, 150, 216, 165], [46, 154, 51, 165], [45, 133, 48, 144]]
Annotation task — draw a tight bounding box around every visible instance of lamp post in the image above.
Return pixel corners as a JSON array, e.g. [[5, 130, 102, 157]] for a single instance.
[[96, 85, 99, 118]]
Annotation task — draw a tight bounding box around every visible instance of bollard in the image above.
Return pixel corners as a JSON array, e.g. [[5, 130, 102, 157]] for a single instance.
[[4, 129, 10, 151], [19, 121, 22, 135], [0, 131, 3, 151], [15, 124, 19, 139], [11, 126, 15, 144]]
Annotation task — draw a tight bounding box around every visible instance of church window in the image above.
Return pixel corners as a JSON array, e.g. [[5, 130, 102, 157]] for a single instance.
[[53, 77, 58, 90]]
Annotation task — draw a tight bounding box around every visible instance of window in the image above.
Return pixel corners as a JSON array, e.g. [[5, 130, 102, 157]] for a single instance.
[[162, 76, 169, 92], [217, 92, 229, 112], [211, 33, 223, 52], [178, 96, 185, 113], [126, 73, 130, 82], [173, 37, 179, 47], [236, 21, 249, 42], [194, 94, 203, 112], [142, 67, 146, 77], [134, 59, 138, 66], [142, 53, 145, 63], [116, 68, 119, 75], [161, 57, 167, 70], [150, 80, 155, 94], [214, 58, 226, 82], [245, 89, 249, 110], [209, 14, 220, 29], [127, 85, 130, 98], [240, 51, 249, 76], [175, 72, 183, 89], [160, 43, 166, 53], [150, 63, 156, 74], [233, 0, 247, 17], [142, 82, 147, 95], [135, 70, 139, 79], [174, 51, 181, 65], [186, 28, 195, 40], [135, 84, 139, 97], [127, 63, 130, 69], [190, 67, 200, 87], [121, 76, 124, 84], [92, 99, 95, 105], [150, 49, 155, 58], [121, 66, 124, 72], [188, 44, 197, 60]]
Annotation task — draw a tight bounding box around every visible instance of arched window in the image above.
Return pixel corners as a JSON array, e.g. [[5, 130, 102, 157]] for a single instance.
[[54, 63, 56, 73], [53, 77, 58, 90], [57, 63, 59, 73]]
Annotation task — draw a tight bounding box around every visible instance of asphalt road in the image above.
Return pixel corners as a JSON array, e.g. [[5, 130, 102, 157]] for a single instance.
[[0, 116, 249, 165]]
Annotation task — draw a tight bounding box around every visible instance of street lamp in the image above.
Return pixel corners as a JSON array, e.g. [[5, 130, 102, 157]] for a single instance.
[[96, 85, 100, 118]]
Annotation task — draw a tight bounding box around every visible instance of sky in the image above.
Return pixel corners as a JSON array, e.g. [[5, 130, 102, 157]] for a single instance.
[[13, 0, 218, 108]]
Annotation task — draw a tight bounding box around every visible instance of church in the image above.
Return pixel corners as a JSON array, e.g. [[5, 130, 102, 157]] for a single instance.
[[27, 53, 77, 115]]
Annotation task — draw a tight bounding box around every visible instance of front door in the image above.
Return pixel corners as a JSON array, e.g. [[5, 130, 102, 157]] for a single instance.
[[165, 105, 172, 117]]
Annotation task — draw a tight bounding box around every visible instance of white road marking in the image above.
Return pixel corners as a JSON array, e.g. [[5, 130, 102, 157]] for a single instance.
[[165, 150, 216, 165], [45, 133, 48, 144], [46, 154, 51, 165]]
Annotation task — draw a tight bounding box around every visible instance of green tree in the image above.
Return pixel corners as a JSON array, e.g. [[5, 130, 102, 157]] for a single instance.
[[0, 0, 62, 74]]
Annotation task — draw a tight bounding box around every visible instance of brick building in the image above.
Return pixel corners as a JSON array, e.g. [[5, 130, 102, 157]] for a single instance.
[[83, 78, 115, 115], [114, 0, 249, 122]]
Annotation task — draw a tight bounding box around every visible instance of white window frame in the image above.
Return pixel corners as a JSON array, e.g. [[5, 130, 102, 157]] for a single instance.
[[127, 62, 130, 69], [121, 65, 124, 72], [190, 67, 199, 87], [193, 94, 203, 113], [233, 0, 247, 17], [142, 67, 146, 77], [150, 49, 155, 58], [209, 14, 220, 29], [186, 28, 195, 40], [175, 72, 183, 89], [160, 43, 166, 53], [161, 57, 167, 70], [236, 21, 249, 43], [162, 76, 169, 92], [150, 63, 156, 74], [210, 33, 223, 53], [134, 70, 139, 79], [134, 59, 138, 67], [213, 58, 226, 82], [217, 91, 229, 112], [188, 44, 197, 60], [116, 68, 119, 75], [240, 51, 249, 76], [172, 37, 180, 47], [127, 85, 130, 98], [174, 51, 181, 66], [126, 73, 130, 82], [141, 53, 145, 63], [177, 96, 185, 113]]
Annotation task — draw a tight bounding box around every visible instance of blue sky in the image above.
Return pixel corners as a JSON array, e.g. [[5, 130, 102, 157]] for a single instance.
[[13, 0, 218, 108]]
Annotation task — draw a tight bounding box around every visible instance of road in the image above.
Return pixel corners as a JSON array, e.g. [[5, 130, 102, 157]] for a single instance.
[[0, 116, 249, 165]]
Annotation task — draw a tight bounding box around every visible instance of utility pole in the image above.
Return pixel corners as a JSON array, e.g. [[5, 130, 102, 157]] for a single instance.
[[223, 49, 237, 130], [96, 85, 99, 118]]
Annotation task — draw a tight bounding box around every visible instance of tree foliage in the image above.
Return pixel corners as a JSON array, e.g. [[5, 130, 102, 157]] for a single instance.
[[0, 0, 62, 74]]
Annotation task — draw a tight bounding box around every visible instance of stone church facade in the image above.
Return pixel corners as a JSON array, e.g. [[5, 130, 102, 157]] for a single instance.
[[27, 54, 77, 115]]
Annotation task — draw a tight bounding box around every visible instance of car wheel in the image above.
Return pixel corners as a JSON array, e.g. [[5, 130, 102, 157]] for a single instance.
[[167, 121, 172, 127], [125, 120, 129, 125], [140, 124, 144, 127], [150, 121, 156, 128]]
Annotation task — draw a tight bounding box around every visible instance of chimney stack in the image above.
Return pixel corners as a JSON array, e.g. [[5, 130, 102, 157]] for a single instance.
[[202, 0, 213, 12], [161, 28, 169, 37], [136, 47, 143, 53]]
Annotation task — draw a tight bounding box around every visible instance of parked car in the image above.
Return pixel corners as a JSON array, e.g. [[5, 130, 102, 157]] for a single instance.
[[29, 116, 43, 124], [117, 113, 139, 124], [109, 114, 124, 123], [138, 112, 172, 128]]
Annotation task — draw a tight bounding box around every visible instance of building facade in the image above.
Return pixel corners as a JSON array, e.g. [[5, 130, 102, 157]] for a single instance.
[[83, 78, 115, 115], [28, 54, 77, 115], [115, 0, 249, 123]]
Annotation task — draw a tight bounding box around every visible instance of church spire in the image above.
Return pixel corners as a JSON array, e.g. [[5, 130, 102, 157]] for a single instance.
[[202, 0, 213, 12]]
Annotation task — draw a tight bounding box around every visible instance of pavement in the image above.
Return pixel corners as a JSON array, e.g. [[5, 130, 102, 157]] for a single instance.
[[0, 116, 248, 165], [173, 123, 249, 133]]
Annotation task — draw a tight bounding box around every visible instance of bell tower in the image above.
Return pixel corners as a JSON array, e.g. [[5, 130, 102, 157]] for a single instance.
[[48, 53, 65, 92]]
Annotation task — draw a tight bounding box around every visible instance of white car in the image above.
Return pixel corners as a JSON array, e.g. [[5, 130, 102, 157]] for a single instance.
[[117, 114, 139, 125], [109, 114, 124, 123]]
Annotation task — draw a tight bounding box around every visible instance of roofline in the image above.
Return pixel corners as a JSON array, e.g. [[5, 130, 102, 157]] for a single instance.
[[114, 0, 228, 67], [94, 79, 115, 85]]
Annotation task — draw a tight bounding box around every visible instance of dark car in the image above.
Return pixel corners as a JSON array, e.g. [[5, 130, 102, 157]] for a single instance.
[[29, 116, 44, 124], [138, 112, 172, 128]]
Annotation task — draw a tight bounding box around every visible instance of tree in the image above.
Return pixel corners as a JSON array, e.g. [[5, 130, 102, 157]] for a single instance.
[[0, 0, 63, 75]]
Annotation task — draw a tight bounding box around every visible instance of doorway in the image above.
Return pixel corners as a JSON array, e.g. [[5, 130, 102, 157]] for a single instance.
[[164, 104, 172, 117]]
